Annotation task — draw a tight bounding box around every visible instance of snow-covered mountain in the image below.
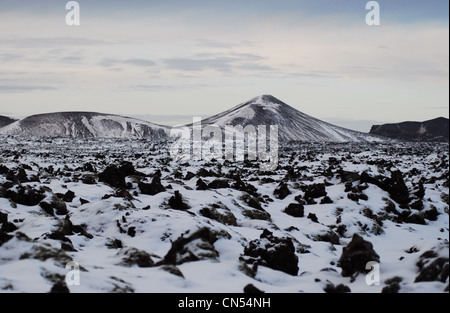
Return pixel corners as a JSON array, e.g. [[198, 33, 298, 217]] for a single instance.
[[202, 95, 385, 142], [0, 112, 170, 140], [0, 95, 388, 142], [0, 116, 17, 128], [370, 117, 449, 142]]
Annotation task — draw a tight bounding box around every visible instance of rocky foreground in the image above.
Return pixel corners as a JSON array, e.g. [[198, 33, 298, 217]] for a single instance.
[[0, 137, 448, 293]]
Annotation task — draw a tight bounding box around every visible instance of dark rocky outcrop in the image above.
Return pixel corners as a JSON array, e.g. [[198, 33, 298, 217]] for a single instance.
[[117, 248, 155, 268], [99, 162, 135, 189], [370, 117, 449, 142], [284, 203, 304, 218], [168, 191, 190, 211], [274, 182, 291, 200], [163, 228, 220, 265], [5, 185, 46, 206], [339, 234, 380, 277], [138, 176, 166, 196], [323, 283, 351, 293], [361, 171, 409, 206], [415, 243, 449, 284], [199, 204, 237, 226], [241, 229, 299, 276]]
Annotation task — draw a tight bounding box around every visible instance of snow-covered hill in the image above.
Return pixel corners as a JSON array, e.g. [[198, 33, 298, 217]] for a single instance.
[[0, 112, 169, 140], [0, 96, 387, 142], [0, 116, 17, 129], [202, 95, 386, 142]]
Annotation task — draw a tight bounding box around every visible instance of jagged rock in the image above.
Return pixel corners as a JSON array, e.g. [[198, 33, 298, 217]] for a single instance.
[[106, 239, 123, 249], [199, 204, 237, 226], [16, 168, 29, 183], [382, 277, 402, 293], [80, 198, 90, 205], [19, 245, 73, 268], [274, 182, 291, 200], [303, 183, 327, 199], [241, 229, 299, 276], [243, 284, 265, 294], [163, 228, 219, 265], [284, 203, 304, 218], [415, 243, 449, 284], [208, 179, 230, 189], [184, 171, 196, 180], [161, 265, 184, 278], [62, 190, 76, 202], [39, 196, 68, 216], [46, 230, 72, 243], [127, 227, 136, 238], [50, 282, 70, 293], [414, 181, 425, 199], [323, 283, 351, 293], [320, 196, 333, 204], [138, 176, 166, 196], [240, 194, 263, 211], [313, 230, 339, 244], [0, 211, 8, 224], [307, 213, 319, 223], [81, 175, 97, 185], [0, 230, 13, 247], [6, 185, 46, 206], [232, 177, 258, 196], [99, 165, 127, 188], [242, 207, 271, 221], [0, 221, 18, 233], [405, 212, 426, 225], [0, 164, 9, 175], [361, 171, 409, 206], [168, 191, 190, 211], [423, 206, 439, 221], [339, 234, 380, 277], [114, 189, 134, 200], [347, 192, 368, 202], [61, 242, 77, 252], [338, 170, 361, 183], [117, 248, 155, 268], [119, 161, 135, 177], [196, 178, 208, 190], [83, 162, 96, 173], [410, 199, 424, 211], [197, 168, 215, 177]]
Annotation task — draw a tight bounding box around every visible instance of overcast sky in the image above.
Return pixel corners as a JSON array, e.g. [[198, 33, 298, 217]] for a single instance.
[[0, 0, 448, 131]]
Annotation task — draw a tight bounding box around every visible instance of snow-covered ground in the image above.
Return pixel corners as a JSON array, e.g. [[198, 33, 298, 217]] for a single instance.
[[0, 137, 448, 293]]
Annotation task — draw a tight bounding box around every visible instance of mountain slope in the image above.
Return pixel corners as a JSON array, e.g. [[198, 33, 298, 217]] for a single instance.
[[0, 112, 170, 140], [202, 95, 385, 142], [370, 117, 449, 142], [0, 116, 17, 128]]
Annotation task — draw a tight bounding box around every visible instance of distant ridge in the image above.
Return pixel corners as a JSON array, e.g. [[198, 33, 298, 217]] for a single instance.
[[0, 116, 17, 128], [370, 117, 449, 142]]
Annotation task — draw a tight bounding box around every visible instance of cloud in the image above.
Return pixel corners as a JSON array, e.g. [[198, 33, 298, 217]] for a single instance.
[[195, 39, 256, 49], [0, 85, 58, 93], [163, 53, 272, 73], [123, 59, 157, 67], [60, 56, 84, 64], [0, 37, 114, 48], [163, 57, 236, 72], [240, 63, 274, 71], [0, 53, 22, 62], [99, 58, 156, 68], [130, 83, 216, 91]]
